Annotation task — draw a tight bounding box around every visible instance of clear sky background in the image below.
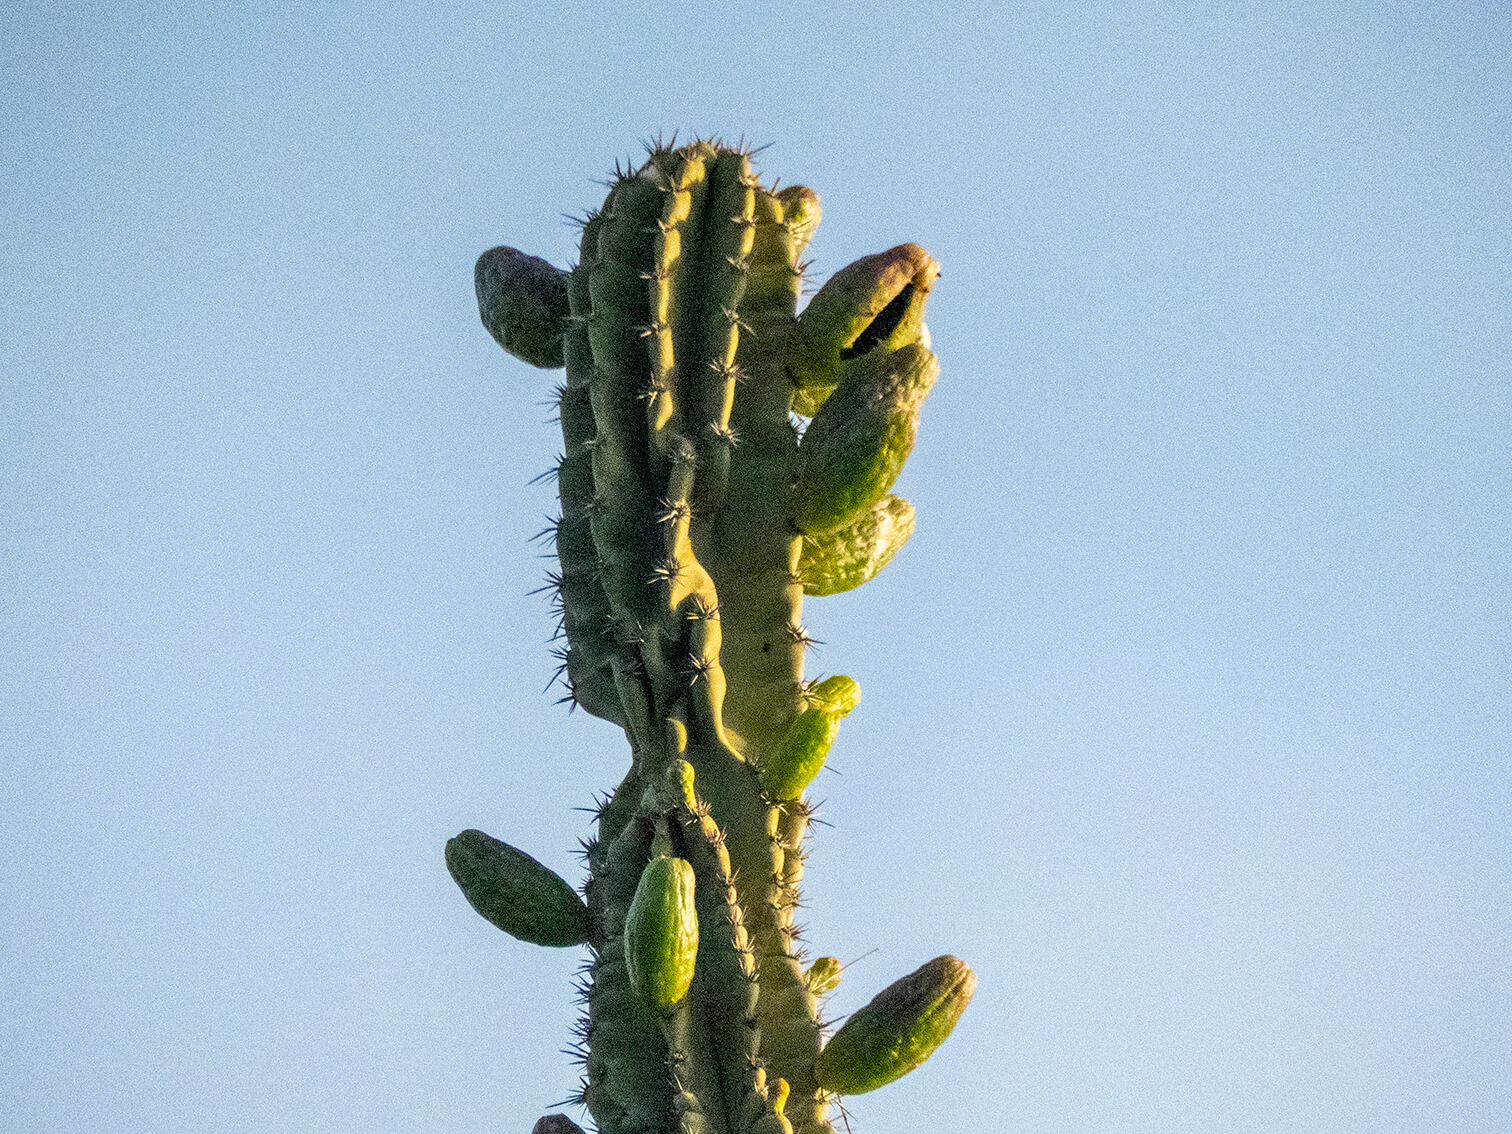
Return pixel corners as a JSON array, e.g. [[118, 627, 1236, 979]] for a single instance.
[[3, 3, 1508, 1133]]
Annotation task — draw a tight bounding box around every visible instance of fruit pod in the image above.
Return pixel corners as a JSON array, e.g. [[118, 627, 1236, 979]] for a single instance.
[[445, 829, 590, 947], [787, 243, 938, 416], [475, 246, 570, 368], [799, 494, 915, 596], [792, 343, 939, 535], [814, 955, 975, 1095], [778, 185, 822, 252], [805, 956, 844, 995], [759, 675, 861, 800], [623, 854, 700, 1010]]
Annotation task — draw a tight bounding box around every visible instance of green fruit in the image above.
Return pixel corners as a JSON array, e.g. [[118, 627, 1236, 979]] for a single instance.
[[814, 955, 975, 1095], [475, 245, 570, 368], [787, 243, 938, 416], [799, 494, 915, 596], [792, 343, 939, 536], [759, 675, 861, 800], [805, 956, 844, 995], [777, 185, 821, 253], [445, 829, 589, 947], [624, 855, 699, 1010]]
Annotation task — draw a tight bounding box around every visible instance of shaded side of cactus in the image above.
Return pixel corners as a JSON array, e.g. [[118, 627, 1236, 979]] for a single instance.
[[460, 139, 972, 1134]]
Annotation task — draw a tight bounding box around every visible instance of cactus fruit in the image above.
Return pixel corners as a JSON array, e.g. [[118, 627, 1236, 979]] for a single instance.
[[624, 852, 700, 1010], [446, 829, 591, 947], [477, 247, 572, 368], [812, 956, 976, 1096], [757, 676, 859, 801], [803, 957, 844, 997], [461, 138, 972, 1134], [795, 495, 915, 598]]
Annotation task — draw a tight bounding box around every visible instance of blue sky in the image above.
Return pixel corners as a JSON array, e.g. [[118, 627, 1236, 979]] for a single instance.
[[3, 3, 1508, 1132]]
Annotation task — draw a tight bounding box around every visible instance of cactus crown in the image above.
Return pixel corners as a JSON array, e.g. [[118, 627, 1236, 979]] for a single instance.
[[461, 138, 970, 1134]]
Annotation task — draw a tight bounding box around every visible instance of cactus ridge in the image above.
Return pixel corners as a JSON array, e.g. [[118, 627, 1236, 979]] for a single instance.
[[461, 138, 971, 1134]]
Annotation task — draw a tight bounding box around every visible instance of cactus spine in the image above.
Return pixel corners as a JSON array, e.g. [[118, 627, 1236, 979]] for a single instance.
[[461, 139, 972, 1134]]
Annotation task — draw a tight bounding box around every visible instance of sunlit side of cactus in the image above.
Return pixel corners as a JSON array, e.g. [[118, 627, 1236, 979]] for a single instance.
[[459, 138, 972, 1134]]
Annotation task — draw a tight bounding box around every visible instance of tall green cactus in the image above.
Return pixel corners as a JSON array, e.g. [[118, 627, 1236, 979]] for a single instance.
[[460, 138, 973, 1134]]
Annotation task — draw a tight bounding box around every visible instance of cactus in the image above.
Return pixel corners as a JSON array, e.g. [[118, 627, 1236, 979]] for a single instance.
[[461, 138, 972, 1134]]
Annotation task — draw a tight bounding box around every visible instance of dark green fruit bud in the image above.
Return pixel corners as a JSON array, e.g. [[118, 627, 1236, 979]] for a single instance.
[[799, 494, 915, 596], [445, 829, 589, 947], [805, 956, 844, 995], [531, 1116, 585, 1134], [814, 955, 975, 1095], [624, 854, 699, 1010], [792, 343, 938, 535], [788, 243, 938, 416], [759, 675, 860, 800], [475, 246, 570, 368]]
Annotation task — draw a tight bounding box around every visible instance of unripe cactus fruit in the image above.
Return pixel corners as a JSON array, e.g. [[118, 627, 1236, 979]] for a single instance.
[[475, 247, 570, 368], [805, 956, 844, 995], [813, 955, 976, 1095], [623, 854, 699, 1010], [444, 829, 590, 947], [787, 243, 939, 416], [759, 675, 861, 800], [797, 494, 916, 597], [792, 342, 939, 535]]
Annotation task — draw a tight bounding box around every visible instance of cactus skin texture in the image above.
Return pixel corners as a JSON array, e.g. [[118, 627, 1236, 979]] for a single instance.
[[461, 138, 973, 1134]]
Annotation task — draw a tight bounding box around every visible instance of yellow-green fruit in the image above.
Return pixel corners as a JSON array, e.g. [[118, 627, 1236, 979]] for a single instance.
[[799, 494, 915, 596], [777, 186, 821, 252], [792, 343, 939, 535], [788, 243, 938, 416], [624, 855, 699, 1009], [445, 829, 590, 947], [759, 675, 861, 800], [814, 955, 975, 1095], [805, 956, 844, 995]]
